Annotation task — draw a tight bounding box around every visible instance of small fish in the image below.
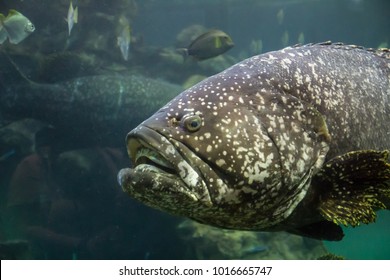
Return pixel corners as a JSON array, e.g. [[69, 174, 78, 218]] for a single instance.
[[276, 9, 284, 25], [297, 32, 305, 45], [249, 39, 263, 55], [179, 29, 234, 61], [65, 1, 78, 36], [0, 10, 35, 44], [378, 41, 388, 49], [117, 17, 131, 61], [281, 30, 289, 47]]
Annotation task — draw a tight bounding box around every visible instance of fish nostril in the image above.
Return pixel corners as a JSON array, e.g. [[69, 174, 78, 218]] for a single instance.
[[168, 117, 179, 127]]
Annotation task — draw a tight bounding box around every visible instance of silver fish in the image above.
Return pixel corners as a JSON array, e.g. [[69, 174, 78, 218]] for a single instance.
[[118, 42, 390, 241], [0, 10, 35, 44], [65, 1, 78, 36], [117, 17, 131, 61]]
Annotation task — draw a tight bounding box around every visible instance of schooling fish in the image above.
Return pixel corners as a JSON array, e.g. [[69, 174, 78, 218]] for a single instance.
[[0, 10, 35, 44], [65, 1, 78, 36], [118, 42, 390, 241], [179, 29, 234, 61]]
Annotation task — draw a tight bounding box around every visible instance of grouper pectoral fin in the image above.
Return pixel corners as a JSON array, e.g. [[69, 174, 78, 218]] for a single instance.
[[313, 150, 390, 227]]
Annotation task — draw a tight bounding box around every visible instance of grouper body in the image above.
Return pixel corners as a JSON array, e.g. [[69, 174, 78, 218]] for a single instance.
[[119, 43, 390, 240]]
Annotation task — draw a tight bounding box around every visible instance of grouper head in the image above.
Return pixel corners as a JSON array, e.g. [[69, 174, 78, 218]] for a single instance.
[[118, 68, 331, 231]]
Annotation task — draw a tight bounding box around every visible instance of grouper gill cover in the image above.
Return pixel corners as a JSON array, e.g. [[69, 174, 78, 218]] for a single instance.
[[118, 42, 390, 241]]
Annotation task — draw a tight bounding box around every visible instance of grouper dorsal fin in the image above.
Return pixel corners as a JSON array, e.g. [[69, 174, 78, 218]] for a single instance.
[[312, 150, 390, 227], [291, 41, 390, 60]]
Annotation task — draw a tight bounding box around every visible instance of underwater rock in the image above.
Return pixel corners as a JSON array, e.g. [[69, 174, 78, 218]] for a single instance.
[[0, 119, 47, 158], [37, 52, 100, 83], [54, 148, 127, 200], [178, 220, 328, 259]]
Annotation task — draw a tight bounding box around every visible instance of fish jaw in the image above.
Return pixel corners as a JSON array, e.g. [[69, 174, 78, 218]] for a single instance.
[[118, 125, 213, 216]]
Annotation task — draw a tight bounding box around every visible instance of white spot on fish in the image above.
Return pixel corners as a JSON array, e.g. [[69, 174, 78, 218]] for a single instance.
[[178, 161, 199, 190]]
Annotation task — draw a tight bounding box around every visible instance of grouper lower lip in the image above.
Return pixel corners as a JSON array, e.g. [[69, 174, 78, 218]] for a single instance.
[[119, 125, 213, 205]]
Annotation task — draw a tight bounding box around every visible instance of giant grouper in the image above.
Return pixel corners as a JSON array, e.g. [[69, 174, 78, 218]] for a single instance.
[[118, 42, 390, 240], [0, 53, 183, 146]]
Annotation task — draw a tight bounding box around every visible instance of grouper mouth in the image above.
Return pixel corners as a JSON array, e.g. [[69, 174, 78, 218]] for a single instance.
[[129, 140, 176, 175], [118, 125, 213, 208]]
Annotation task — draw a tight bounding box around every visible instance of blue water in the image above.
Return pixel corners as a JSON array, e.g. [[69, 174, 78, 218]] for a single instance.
[[325, 211, 390, 260]]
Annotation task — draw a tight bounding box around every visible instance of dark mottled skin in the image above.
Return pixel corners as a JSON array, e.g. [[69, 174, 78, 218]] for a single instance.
[[119, 43, 390, 240], [0, 68, 182, 145]]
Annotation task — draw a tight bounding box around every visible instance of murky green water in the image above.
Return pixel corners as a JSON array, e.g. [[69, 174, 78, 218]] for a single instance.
[[0, 0, 389, 260]]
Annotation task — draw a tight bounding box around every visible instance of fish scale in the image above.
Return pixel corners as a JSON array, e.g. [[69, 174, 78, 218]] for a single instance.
[[119, 42, 390, 240], [0, 56, 183, 146]]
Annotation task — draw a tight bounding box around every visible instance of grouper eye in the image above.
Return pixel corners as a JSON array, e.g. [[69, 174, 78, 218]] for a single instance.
[[182, 114, 202, 132]]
